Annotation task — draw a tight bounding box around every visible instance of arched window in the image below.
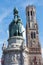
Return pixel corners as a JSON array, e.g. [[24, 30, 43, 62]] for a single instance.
[[31, 11, 32, 16], [34, 32, 36, 38], [28, 11, 29, 16], [31, 32, 33, 39], [31, 32, 36, 39]]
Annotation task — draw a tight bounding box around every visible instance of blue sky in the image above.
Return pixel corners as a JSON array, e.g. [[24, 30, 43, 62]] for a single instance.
[[0, 0, 43, 64]]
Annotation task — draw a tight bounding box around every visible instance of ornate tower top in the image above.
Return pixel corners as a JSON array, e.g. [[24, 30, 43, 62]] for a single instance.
[[26, 5, 36, 22], [9, 8, 23, 38]]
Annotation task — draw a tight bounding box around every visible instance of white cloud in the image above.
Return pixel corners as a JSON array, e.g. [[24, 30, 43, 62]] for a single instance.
[[0, 9, 12, 23], [41, 48, 43, 57], [7, 30, 9, 38], [0, 40, 5, 45], [22, 25, 26, 40], [20, 0, 43, 10], [20, 0, 36, 9], [0, 30, 2, 33]]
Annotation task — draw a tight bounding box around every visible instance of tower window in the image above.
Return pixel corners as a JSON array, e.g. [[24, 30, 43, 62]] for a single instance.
[[28, 11, 29, 16], [34, 32, 36, 38], [31, 11, 32, 16], [31, 32, 36, 39], [31, 32, 33, 39]]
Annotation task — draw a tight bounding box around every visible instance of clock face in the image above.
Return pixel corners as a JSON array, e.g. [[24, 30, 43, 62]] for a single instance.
[[32, 41, 35, 47], [33, 41, 35, 44], [32, 41, 38, 47]]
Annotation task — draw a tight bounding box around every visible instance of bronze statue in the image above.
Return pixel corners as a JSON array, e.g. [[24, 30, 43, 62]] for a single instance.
[[9, 8, 23, 37]]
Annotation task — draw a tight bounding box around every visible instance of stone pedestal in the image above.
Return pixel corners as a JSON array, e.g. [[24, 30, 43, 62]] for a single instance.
[[2, 36, 24, 65]]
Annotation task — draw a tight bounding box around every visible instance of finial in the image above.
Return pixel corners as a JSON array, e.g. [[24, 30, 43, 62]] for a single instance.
[[13, 8, 18, 15]]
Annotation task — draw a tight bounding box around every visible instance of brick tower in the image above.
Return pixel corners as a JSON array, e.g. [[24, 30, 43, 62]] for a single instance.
[[26, 5, 42, 65]]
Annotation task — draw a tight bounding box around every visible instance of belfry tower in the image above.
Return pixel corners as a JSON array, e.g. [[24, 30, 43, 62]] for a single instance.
[[26, 5, 42, 65]]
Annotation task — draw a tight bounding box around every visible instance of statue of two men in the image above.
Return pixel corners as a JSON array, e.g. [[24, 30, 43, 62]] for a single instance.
[[13, 19, 22, 36]]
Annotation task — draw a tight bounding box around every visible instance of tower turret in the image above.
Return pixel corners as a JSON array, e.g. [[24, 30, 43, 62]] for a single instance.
[[26, 5, 36, 22]]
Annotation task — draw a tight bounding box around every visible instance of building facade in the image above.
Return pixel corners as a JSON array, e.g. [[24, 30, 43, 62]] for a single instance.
[[1, 5, 42, 65], [26, 5, 42, 65]]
